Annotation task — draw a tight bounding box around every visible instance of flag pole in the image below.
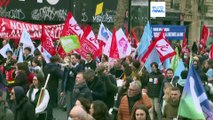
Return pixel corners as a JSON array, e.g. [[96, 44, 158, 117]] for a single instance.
[[36, 74, 50, 107]]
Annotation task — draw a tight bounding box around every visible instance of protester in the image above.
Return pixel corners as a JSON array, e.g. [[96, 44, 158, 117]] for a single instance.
[[27, 73, 49, 120], [131, 104, 151, 120], [70, 72, 92, 114], [118, 81, 152, 120], [43, 55, 63, 120], [10, 86, 36, 120], [61, 53, 84, 115], [146, 62, 164, 120], [162, 87, 181, 120], [23, 47, 33, 63], [70, 106, 94, 120], [84, 53, 96, 70], [84, 69, 106, 101], [75, 96, 92, 113], [7, 63, 28, 92], [0, 89, 14, 120], [90, 100, 111, 120]]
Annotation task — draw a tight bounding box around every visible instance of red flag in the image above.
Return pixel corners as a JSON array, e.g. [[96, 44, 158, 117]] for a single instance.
[[182, 33, 187, 48], [57, 44, 67, 59], [126, 29, 131, 43], [141, 29, 176, 63], [93, 40, 105, 59], [81, 23, 85, 31], [61, 12, 84, 38], [41, 25, 56, 56], [131, 29, 139, 48], [109, 28, 119, 59], [210, 44, 213, 59], [199, 25, 209, 52]]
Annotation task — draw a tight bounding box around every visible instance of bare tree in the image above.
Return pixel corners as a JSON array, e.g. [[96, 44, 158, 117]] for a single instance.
[[115, 0, 129, 29]]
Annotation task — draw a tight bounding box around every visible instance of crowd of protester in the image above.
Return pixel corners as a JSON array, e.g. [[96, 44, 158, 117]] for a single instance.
[[0, 39, 213, 120]]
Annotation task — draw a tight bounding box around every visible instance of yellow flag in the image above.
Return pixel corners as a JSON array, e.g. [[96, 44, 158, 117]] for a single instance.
[[95, 2, 104, 15]]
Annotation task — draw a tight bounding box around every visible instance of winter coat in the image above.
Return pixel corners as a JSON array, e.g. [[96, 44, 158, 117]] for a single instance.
[[0, 100, 14, 120], [43, 63, 63, 91], [118, 93, 152, 120], [162, 99, 180, 120]]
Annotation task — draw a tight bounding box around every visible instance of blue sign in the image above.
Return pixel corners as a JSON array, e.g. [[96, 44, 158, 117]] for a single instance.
[[152, 25, 186, 40]]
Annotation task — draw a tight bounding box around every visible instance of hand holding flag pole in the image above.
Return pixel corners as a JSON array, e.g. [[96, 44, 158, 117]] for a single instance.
[[36, 74, 50, 107]]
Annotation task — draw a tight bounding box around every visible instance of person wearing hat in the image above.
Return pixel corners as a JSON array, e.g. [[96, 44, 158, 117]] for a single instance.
[[0, 89, 14, 120]]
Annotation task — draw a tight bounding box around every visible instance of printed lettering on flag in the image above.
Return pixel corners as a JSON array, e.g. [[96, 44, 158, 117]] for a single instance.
[[69, 15, 84, 38]]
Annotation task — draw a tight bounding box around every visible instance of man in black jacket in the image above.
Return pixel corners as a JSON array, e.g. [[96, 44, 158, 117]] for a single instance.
[[60, 53, 84, 115], [84, 69, 106, 101], [43, 56, 63, 120], [70, 72, 92, 112]]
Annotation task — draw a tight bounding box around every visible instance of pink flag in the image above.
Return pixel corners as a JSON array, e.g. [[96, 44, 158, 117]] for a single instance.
[[41, 25, 56, 56], [109, 28, 119, 59]]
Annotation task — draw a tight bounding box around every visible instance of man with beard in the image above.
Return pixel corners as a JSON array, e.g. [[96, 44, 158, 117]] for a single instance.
[[162, 87, 181, 120]]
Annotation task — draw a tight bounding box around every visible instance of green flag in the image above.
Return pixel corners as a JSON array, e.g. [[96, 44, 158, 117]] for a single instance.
[[170, 47, 179, 71], [60, 35, 80, 53]]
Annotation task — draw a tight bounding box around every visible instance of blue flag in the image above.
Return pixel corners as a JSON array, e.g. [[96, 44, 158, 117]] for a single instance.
[[144, 47, 162, 73], [174, 59, 185, 78], [178, 64, 213, 119], [138, 21, 153, 59]]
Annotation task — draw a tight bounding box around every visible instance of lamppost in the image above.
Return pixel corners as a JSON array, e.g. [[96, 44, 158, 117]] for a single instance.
[[128, 0, 131, 33]]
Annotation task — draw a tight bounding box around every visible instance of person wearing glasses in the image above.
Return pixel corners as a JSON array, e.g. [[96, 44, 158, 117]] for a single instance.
[[10, 86, 36, 120], [27, 73, 50, 120]]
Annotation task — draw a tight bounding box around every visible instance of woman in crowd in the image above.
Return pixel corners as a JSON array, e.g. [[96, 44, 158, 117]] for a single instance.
[[27, 73, 49, 120], [131, 104, 151, 120], [89, 100, 111, 120]]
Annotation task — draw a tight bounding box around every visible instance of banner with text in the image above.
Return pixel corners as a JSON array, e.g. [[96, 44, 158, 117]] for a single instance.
[[0, 17, 64, 40], [152, 25, 185, 40]]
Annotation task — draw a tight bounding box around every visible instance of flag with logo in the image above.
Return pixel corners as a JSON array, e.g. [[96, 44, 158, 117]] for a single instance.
[[60, 35, 80, 53], [61, 12, 84, 38], [116, 28, 132, 58], [97, 23, 111, 43], [19, 29, 35, 55], [178, 64, 213, 119], [138, 21, 153, 59], [41, 25, 57, 56], [141, 29, 176, 63], [75, 25, 99, 59], [0, 43, 12, 58]]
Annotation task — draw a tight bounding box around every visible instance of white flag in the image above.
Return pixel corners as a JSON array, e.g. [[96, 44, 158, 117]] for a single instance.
[[0, 43, 12, 58], [37, 45, 52, 63], [20, 29, 35, 55], [97, 23, 111, 43], [17, 48, 23, 63]]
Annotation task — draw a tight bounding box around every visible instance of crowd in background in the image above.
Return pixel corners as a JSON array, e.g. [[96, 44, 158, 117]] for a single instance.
[[0, 38, 212, 120]]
